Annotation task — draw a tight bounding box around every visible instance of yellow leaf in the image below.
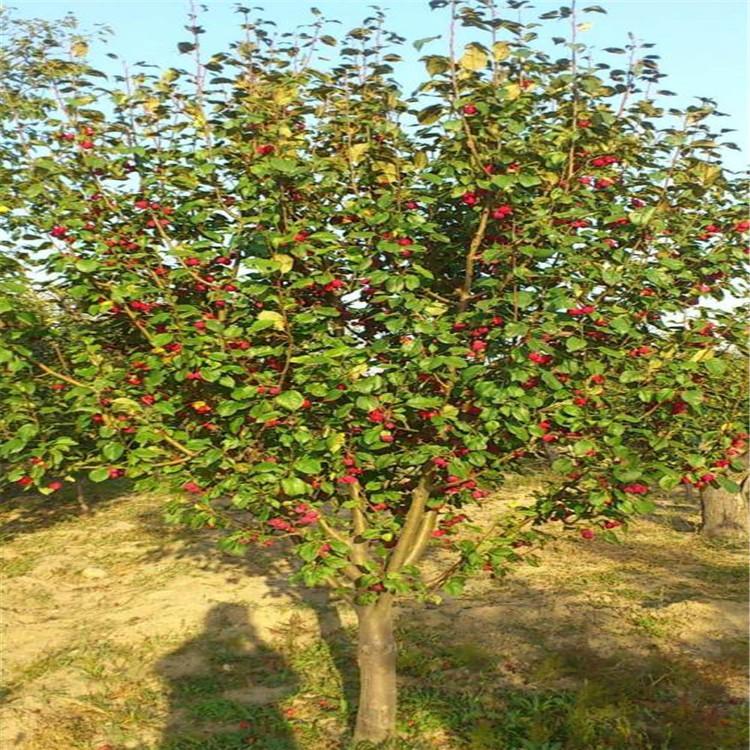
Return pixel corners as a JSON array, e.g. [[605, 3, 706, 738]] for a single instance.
[[425, 302, 447, 317], [459, 44, 488, 72], [492, 42, 510, 61], [504, 83, 521, 101], [327, 431, 346, 453], [414, 151, 428, 169], [690, 347, 715, 362], [272, 254, 294, 274], [0, 205, 9, 214], [441, 404, 459, 419], [576, 22, 592, 32], [347, 364, 369, 380], [272, 86, 297, 105], [374, 161, 398, 184], [348, 143, 369, 164], [258, 310, 285, 330], [71, 40, 89, 58]]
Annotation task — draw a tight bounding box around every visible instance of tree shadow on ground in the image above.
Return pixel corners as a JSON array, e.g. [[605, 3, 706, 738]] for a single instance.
[[394, 614, 749, 750], [155, 602, 300, 750], [0, 477, 134, 543], [135, 507, 361, 748]]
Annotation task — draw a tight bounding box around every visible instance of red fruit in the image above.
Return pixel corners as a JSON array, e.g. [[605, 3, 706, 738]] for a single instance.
[[396, 237, 413, 246], [256, 144, 274, 155], [404, 201, 419, 210], [50, 383, 66, 391], [462, 104, 478, 116], [50, 225, 68, 238], [380, 431, 394, 443], [338, 475, 357, 484], [47, 481, 64, 492], [185, 371, 203, 381], [183, 481, 202, 494], [602, 520, 621, 529], [700, 473, 716, 483], [60, 131, 75, 141], [567, 305, 596, 316], [622, 483, 649, 495], [108, 468, 125, 479], [580, 528, 595, 540], [541, 433, 557, 443], [294, 231, 310, 242], [590, 374, 605, 385], [528, 352, 553, 365], [573, 396, 588, 406], [734, 220, 750, 233], [713, 459, 730, 468], [140, 394, 156, 406], [461, 191, 480, 206], [134, 199, 149, 210], [670, 401, 688, 415], [268, 517, 293, 531], [79, 139, 94, 149], [191, 401, 212, 414], [17, 476, 33, 487], [576, 119, 591, 128], [368, 409, 386, 423], [184, 257, 201, 267], [627, 346, 652, 358], [491, 204, 513, 220]]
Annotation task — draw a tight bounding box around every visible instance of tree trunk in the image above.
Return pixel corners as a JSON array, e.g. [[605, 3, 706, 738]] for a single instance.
[[700, 455, 749, 539], [352, 598, 397, 745], [76, 482, 91, 513], [700, 481, 749, 539]]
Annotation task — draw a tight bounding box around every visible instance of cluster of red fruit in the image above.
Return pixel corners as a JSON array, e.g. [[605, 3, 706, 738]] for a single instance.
[[679, 433, 747, 489], [267, 503, 319, 533], [57, 125, 95, 150]]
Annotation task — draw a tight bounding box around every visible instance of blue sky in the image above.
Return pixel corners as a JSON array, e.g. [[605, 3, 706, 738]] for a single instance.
[[9, 0, 748, 168]]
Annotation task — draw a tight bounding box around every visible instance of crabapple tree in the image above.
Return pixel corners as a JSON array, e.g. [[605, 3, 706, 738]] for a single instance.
[[1, 1, 747, 742]]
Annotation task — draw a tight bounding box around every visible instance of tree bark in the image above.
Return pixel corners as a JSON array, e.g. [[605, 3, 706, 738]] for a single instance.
[[352, 598, 397, 745], [700, 455, 749, 540]]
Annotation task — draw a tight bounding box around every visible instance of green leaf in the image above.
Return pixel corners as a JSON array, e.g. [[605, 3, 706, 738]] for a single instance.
[[566, 336, 587, 352], [275, 390, 305, 411], [75, 259, 100, 273], [89, 467, 110, 483], [294, 457, 321, 475], [281, 477, 308, 496], [102, 443, 124, 461]]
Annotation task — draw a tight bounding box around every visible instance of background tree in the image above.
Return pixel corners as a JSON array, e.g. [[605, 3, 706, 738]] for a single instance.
[[1, 1, 747, 743]]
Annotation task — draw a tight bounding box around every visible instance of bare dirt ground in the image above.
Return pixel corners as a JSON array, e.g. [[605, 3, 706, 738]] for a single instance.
[[1, 477, 747, 750]]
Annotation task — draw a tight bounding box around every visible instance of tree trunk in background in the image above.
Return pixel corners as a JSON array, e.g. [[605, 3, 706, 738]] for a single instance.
[[76, 482, 90, 513], [352, 599, 397, 744], [700, 455, 749, 540]]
